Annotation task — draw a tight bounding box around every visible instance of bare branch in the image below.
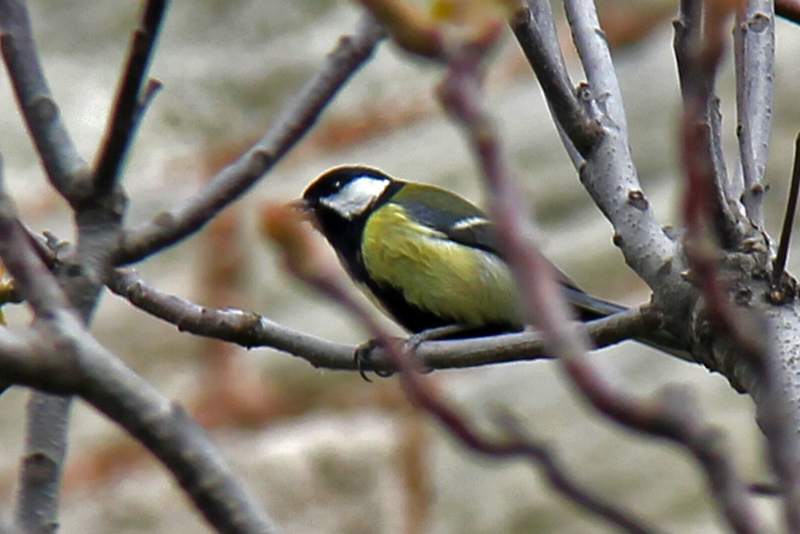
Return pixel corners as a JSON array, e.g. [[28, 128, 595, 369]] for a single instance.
[[579, 126, 683, 292], [510, 3, 602, 158], [0, 148, 73, 533], [770, 132, 800, 294], [572, 366, 768, 534], [512, 3, 684, 298], [107, 267, 357, 367], [563, 0, 629, 136], [433, 6, 768, 533], [674, 0, 702, 99], [92, 0, 169, 196], [674, 0, 745, 245], [116, 14, 386, 265], [107, 267, 672, 372], [14, 393, 72, 534], [1, 3, 151, 524], [517, 1, 678, 292], [0, 325, 281, 534], [678, 0, 767, 384], [0, 0, 91, 204], [0, 178, 280, 534], [682, 116, 766, 360], [676, 2, 800, 531], [735, 0, 775, 228]]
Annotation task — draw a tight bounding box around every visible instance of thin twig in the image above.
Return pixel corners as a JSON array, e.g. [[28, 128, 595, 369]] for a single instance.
[[116, 14, 386, 265], [0, 0, 91, 204], [107, 268, 673, 372], [92, 0, 169, 196], [107, 268, 357, 366], [510, 3, 602, 158], [563, 0, 629, 136], [0, 145, 74, 534], [678, 3, 799, 532], [675, 0, 743, 248], [14, 393, 72, 534], [770, 132, 800, 293], [0, 178, 280, 534], [673, 0, 702, 101], [559, 3, 680, 291], [735, 0, 775, 228], [137, 78, 163, 119]]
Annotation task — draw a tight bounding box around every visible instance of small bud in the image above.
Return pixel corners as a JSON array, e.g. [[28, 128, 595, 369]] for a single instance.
[[627, 190, 648, 211]]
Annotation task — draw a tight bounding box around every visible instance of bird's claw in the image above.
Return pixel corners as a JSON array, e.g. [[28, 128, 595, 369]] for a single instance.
[[354, 339, 395, 381]]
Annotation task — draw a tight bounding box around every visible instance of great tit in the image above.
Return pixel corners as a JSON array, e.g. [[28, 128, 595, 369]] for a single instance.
[[299, 165, 664, 342]]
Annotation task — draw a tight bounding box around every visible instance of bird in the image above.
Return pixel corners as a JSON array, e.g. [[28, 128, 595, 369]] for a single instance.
[[298, 165, 688, 356]]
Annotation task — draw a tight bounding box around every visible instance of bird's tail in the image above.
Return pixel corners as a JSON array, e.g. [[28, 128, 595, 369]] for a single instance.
[[562, 286, 693, 362]]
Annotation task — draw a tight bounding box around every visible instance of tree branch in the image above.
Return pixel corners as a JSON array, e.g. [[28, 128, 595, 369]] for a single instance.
[[676, 2, 800, 531], [510, 3, 603, 159], [576, 115, 682, 294], [0, 178, 280, 534], [512, 1, 689, 318], [2, 1, 156, 522], [735, 0, 775, 228], [107, 267, 674, 372], [675, 0, 746, 248], [770, 132, 800, 294], [563, 0, 629, 137], [0, 0, 91, 205], [14, 393, 72, 534], [92, 0, 168, 196], [436, 4, 768, 533], [116, 14, 386, 265]]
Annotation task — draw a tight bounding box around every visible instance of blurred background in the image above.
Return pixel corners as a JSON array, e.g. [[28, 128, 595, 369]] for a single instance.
[[1, 1, 798, 533]]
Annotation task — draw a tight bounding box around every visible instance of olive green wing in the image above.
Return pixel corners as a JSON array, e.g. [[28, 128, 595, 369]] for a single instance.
[[392, 183, 500, 254], [393, 182, 584, 290]]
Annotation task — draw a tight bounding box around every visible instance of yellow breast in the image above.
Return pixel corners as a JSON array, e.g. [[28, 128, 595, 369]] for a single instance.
[[361, 204, 520, 328]]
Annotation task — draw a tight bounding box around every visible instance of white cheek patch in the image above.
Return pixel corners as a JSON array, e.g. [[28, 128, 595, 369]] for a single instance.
[[452, 216, 491, 231], [321, 177, 390, 219]]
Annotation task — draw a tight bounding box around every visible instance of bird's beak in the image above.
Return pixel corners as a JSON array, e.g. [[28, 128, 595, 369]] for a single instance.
[[287, 198, 318, 227], [288, 198, 310, 215]]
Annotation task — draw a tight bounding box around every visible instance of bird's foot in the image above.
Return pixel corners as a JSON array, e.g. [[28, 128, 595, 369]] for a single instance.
[[354, 338, 396, 382], [355, 326, 473, 381], [404, 324, 472, 350]]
